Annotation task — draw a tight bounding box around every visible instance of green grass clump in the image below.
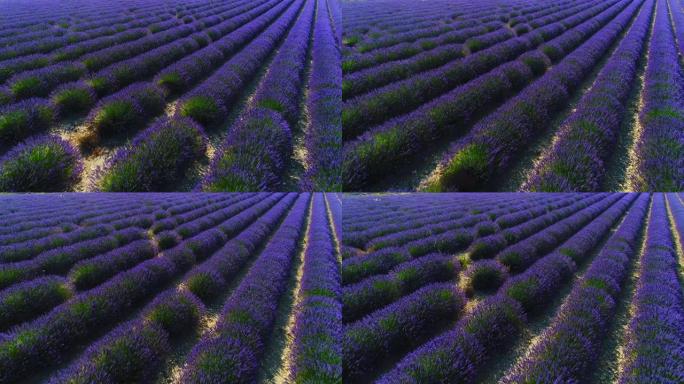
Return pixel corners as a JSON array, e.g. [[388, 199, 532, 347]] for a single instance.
[[180, 96, 220, 126]]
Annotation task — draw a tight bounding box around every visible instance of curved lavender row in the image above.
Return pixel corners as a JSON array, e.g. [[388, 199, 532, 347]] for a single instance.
[[348, 0, 579, 53], [0, 198, 151, 233], [343, 253, 458, 323], [341, 247, 409, 285], [404, 227, 474, 257], [176, 0, 302, 127], [89, 36, 205, 97], [49, 290, 205, 384], [169, 196, 283, 264], [92, 0, 280, 96], [49, 26, 157, 63], [345, 201, 486, 244], [617, 193, 684, 382], [165, 194, 262, 239], [0, 11, 169, 61], [468, 193, 608, 258], [342, 20, 504, 74], [153, 0, 280, 95], [4, 62, 86, 102], [629, 0, 684, 191], [343, 39, 531, 142], [377, 294, 525, 384], [355, 24, 458, 53], [77, 209, 155, 231], [501, 193, 649, 383], [501, 196, 636, 314], [0, 222, 114, 263], [0, 227, 146, 290], [351, 196, 491, 250], [523, 0, 654, 191], [181, 193, 295, 301], [348, 198, 487, 245], [495, 193, 626, 272], [68, 239, 155, 291], [343, 282, 466, 381], [343, 25, 518, 101], [0, 275, 72, 333], [367, 211, 485, 251], [0, 194, 184, 228], [345, 26, 518, 99], [50, 320, 171, 383], [250, 0, 314, 124], [0, 22, 186, 102], [342, 22, 474, 74], [150, 194, 253, 234], [300, 0, 342, 191], [19, 197, 155, 228], [0, 134, 82, 192], [96, 116, 207, 192], [351, 194, 564, 243], [0, 55, 51, 88], [0, 0, 194, 58], [494, 195, 586, 228], [171, 195, 263, 240], [343, 41, 466, 101], [179, 194, 310, 383], [342, 0, 621, 141], [0, 226, 70, 247], [343, 0, 628, 189], [552, 193, 638, 262], [0, 15, 150, 52], [430, 0, 644, 191], [79, 11, 217, 72], [288, 193, 342, 383]]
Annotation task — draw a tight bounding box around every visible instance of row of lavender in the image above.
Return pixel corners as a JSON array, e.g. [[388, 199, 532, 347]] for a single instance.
[[341, 192, 684, 383], [0, 192, 341, 383], [0, 0, 341, 192], [342, 0, 684, 191]]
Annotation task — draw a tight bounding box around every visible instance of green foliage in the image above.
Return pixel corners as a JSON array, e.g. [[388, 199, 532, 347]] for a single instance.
[[180, 96, 219, 126], [92, 101, 137, 135]]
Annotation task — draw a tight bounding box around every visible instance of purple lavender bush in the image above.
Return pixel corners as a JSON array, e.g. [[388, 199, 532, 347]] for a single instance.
[[0, 134, 82, 192], [97, 116, 206, 191]]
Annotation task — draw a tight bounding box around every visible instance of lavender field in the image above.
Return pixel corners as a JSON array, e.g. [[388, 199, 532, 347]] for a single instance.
[[342, 0, 684, 192], [342, 192, 684, 383], [0, 193, 341, 383], [0, 0, 341, 192]]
